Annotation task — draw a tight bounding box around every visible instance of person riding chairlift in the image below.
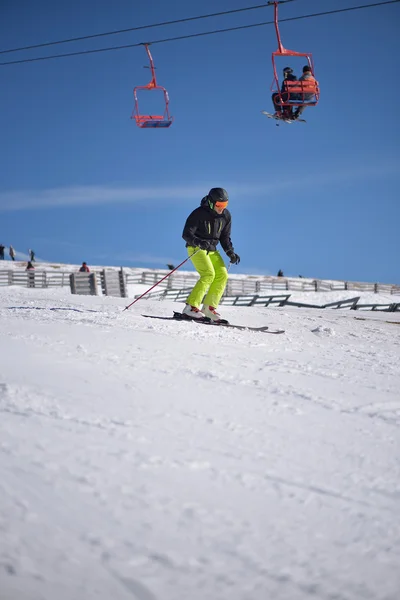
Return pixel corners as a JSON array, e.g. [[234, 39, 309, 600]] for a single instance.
[[293, 65, 317, 120], [272, 66, 297, 120]]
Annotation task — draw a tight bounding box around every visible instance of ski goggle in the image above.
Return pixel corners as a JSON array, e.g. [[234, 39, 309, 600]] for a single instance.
[[214, 200, 228, 209]]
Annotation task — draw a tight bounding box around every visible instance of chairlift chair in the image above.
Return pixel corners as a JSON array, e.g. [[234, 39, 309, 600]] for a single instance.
[[131, 44, 173, 129], [269, 1, 320, 111]]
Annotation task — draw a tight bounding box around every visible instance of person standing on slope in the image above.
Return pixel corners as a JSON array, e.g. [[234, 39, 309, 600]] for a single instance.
[[182, 187, 240, 322], [79, 262, 90, 272]]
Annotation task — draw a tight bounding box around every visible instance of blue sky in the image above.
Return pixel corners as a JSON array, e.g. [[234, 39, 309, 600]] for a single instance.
[[1, 0, 399, 283]]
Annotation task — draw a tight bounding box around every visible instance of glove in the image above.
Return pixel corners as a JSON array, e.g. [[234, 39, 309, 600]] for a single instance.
[[227, 251, 240, 265], [193, 238, 212, 251]]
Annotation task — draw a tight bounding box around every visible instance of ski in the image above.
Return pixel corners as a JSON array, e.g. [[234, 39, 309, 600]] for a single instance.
[[141, 312, 285, 334], [142, 313, 211, 324], [262, 110, 306, 124]]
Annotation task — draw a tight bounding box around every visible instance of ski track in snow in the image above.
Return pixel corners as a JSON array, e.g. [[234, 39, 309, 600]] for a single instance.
[[0, 287, 399, 600]]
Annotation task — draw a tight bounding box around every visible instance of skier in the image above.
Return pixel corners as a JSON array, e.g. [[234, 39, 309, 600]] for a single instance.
[[9, 245, 16, 261], [181, 187, 240, 321], [0, 244, 5, 260]]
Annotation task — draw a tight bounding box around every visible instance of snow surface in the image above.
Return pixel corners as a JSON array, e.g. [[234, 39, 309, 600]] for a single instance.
[[0, 286, 399, 600]]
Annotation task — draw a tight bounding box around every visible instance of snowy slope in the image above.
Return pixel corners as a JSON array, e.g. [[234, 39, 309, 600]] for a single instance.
[[0, 286, 399, 600]]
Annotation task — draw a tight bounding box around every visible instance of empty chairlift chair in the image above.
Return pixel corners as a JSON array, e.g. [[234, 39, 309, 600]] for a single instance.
[[131, 43, 173, 129]]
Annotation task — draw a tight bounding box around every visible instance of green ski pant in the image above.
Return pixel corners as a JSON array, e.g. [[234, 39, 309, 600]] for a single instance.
[[186, 247, 228, 309]]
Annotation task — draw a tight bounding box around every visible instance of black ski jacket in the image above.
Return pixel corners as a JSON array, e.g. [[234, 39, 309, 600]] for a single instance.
[[281, 73, 297, 92], [182, 196, 234, 254]]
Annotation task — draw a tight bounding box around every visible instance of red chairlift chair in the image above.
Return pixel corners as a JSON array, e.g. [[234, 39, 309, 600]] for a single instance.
[[269, 1, 320, 115], [131, 44, 173, 129]]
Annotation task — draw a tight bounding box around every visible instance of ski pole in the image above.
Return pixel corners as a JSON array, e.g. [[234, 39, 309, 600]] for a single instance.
[[123, 249, 200, 311]]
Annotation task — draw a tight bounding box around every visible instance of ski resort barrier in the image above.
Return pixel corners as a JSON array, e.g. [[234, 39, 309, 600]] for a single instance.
[[139, 288, 400, 312], [1, 268, 399, 301], [141, 287, 291, 307], [69, 273, 98, 296], [0, 268, 124, 298], [220, 294, 290, 307], [0, 269, 71, 288], [124, 271, 400, 296], [284, 297, 400, 312], [69, 270, 127, 297], [143, 288, 193, 302], [100, 269, 127, 298]]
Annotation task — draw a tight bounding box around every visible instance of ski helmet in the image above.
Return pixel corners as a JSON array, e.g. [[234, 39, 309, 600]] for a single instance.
[[283, 67, 293, 74], [208, 188, 229, 210]]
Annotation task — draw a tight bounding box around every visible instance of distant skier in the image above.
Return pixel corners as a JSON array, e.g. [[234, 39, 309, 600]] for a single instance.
[[0, 244, 5, 260], [29, 249, 35, 262], [79, 262, 90, 273], [9, 245, 16, 261], [181, 187, 240, 322], [26, 261, 35, 287]]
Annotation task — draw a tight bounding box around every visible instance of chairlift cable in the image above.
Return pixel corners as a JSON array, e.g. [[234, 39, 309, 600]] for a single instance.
[[0, 0, 398, 67], [0, 3, 303, 55]]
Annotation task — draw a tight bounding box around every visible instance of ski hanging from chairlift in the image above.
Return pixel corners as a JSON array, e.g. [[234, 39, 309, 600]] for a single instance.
[[262, 0, 320, 125], [131, 43, 173, 128]]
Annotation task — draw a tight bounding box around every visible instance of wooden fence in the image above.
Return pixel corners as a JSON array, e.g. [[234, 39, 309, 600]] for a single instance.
[[0, 269, 71, 288], [144, 287, 292, 307], [69, 273, 98, 296], [1, 268, 399, 296], [125, 271, 400, 295], [0, 268, 125, 298], [140, 288, 400, 312], [100, 269, 127, 298]]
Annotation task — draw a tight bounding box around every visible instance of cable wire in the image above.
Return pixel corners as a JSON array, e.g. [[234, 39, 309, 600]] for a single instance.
[[0, 3, 297, 55], [0, 1, 398, 67]]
